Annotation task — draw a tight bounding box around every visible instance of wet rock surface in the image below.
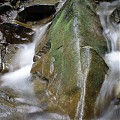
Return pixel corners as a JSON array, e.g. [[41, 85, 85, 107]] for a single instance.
[[110, 7, 120, 24], [16, 0, 59, 22], [0, 22, 34, 44], [31, 0, 109, 119], [0, 3, 17, 23], [78, 47, 108, 119]]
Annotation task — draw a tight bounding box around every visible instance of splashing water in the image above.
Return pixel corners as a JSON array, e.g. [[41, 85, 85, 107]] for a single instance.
[[1, 23, 50, 91], [10, 43, 35, 71], [95, 1, 120, 119], [0, 23, 51, 116]]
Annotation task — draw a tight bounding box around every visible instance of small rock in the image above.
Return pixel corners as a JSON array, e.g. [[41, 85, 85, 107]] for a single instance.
[[0, 3, 17, 23]]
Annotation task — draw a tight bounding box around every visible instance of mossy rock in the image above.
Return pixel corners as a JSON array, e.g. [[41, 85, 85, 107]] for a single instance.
[[31, 46, 108, 119], [74, 0, 108, 56], [76, 47, 108, 119], [31, 0, 108, 119]]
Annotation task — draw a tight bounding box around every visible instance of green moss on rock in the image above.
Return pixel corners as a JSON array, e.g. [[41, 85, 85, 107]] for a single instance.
[[78, 47, 108, 119], [31, 0, 108, 119]]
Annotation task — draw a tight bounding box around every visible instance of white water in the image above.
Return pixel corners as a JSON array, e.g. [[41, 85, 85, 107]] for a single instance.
[[0, 23, 51, 116], [95, 1, 120, 119], [1, 23, 50, 92]]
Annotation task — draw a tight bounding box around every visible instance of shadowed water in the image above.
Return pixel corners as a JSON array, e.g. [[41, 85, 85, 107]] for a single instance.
[[95, 1, 120, 119]]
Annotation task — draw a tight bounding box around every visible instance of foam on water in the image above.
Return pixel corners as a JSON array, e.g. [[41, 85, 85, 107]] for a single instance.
[[105, 51, 120, 73], [10, 43, 35, 71], [1, 65, 32, 93]]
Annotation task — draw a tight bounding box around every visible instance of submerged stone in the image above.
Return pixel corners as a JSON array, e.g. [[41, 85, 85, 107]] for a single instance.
[[0, 22, 34, 44]]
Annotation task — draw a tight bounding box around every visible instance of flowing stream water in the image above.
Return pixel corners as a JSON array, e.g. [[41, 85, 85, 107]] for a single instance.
[[0, 23, 51, 118], [95, 1, 120, 119]]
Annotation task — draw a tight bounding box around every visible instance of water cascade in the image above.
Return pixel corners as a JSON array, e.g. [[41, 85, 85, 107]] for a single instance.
[[95, 1, 120, 119], [0, 23, 51, 117]]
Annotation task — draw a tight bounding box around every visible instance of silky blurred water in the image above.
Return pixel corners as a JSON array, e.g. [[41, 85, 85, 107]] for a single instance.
[[95, 1, 120, 119]]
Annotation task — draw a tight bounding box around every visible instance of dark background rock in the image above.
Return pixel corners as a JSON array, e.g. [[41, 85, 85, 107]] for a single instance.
[[0, 22, 34, 44], [0, 0, 10, 3], [0, 3, 12, 14], [110, 7, 120, 24], [94, 0, 117, 3], [10, 0, 19, 6], [10, 0, 28, 6], [0, 3, 17, 23], [18, 4, 56, 21], [10, 0, 27, 6]]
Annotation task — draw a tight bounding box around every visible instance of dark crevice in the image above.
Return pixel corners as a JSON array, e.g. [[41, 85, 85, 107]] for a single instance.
[[56, 45, 63, 50]]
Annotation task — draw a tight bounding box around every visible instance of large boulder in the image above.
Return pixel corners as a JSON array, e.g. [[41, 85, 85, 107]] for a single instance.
[[31, 0, 108, 119], [31, 47, 108, 119]]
